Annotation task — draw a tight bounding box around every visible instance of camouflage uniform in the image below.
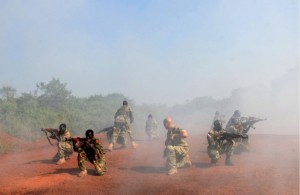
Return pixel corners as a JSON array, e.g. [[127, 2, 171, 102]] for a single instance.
[[225, 114, 248, 154], [207, 129, 235, 165], [113, 105, 135, 148], [75, 137, 107, 176], [106, 126, 123, 145], [145, 117, 159, 141], [164, 126, 191, 173], [225, 115, 242, 133], [50, 129, 73, 162]]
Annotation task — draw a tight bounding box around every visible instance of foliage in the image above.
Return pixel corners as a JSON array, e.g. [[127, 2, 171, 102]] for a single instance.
[[0, 78, 135, 141], [2, 77, 279, 143]]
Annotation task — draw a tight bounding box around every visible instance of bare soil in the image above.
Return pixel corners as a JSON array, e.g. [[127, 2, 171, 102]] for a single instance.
[[0, 132, 299, 195]]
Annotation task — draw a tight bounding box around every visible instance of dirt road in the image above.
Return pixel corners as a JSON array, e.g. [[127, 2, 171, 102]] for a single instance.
[[0, 133, 299, 195]]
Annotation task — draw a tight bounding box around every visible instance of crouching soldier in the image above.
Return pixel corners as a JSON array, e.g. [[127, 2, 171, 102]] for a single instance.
[[72, 129, 107, 177], [42, 123, 73, 165], [207, 120, 235, 166], [163, 117, 192, 175]]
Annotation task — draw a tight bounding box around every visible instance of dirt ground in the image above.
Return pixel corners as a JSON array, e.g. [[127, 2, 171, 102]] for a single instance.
[[0, 132, 299, 195]]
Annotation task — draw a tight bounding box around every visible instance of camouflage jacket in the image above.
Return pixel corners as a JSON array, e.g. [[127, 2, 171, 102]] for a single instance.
[[165, 126, 188, 147], [114, 105, 134, 124], [49, 129, 72, 145], [78, 138, 105, 160], [225, 116, 242, 133], [207, 129, 226, 149]]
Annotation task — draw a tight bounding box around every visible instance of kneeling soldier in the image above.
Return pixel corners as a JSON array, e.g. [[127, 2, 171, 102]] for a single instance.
[[72, 129, 107, 177], [163, 117, 192, 175]]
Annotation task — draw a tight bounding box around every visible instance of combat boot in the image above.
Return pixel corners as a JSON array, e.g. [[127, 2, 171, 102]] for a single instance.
[[78, 170, 87, 177], [210, 158, 217, 166], [185, 155, 192, 167], [131, 141, 138, 149], [56, 158, 66, 165], [167, 169, 177, 175], [225, 157, 234, 166], [108, 143, 113, 151], [93, 161, 104, 176]]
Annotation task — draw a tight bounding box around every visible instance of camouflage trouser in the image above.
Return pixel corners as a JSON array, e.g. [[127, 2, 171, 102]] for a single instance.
[[52, 141, 73, 161], [107, 128, 124, 145], [106, 130, 114, 144], [234, 136, 249, 153], [77, 151, 107, 175], [145, 130, 159, 141], [207, 140, 234, 162], [165, 145, 190, 171], [113, 123, 135, 146]]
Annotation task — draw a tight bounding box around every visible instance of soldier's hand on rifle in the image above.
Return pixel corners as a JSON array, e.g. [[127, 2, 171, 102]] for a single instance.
[[72, 137, 83, 148], [75, 141, 82, 148]]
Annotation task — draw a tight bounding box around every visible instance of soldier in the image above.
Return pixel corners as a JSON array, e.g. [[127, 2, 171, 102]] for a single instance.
[[108, 100, 138, 151], [235, 116, 266, 153], [225, 110, 242, 133], [211, 111, 221, 129], [211, 111, 226, 129], [207, 120, 235, 166], [145, 114, 159, 141], [163, 117, 192, 175], [225, 110, 248, 154], [72, 129, 107, 177], [43, 123, 73, 165]]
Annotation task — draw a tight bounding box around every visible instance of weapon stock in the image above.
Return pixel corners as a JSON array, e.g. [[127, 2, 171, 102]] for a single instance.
[[97, 126, 114, 134]]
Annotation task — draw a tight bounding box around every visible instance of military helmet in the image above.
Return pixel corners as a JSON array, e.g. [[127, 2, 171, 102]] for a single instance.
[[123, 100, 128, 106], [59, 123, 67, 134], [213, 120, 222, 131], [233, 110, 241, 117], [85, 129, 94, 139]]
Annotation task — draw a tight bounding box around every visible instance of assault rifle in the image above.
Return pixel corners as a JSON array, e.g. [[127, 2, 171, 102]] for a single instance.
[[97, 126, 114, 134], [241, 116, 267, 134], [41, 128, 59, 145], [66, 137, 104, 158], [218, 132, 248, 141]]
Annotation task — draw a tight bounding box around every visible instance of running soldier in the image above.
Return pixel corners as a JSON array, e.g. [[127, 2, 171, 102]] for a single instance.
[[145, 114, 159, 141], [108, 101, 138, 151], [163, 117, 192, 175]]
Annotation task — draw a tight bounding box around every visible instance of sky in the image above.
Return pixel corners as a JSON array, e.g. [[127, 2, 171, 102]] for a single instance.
[[0, 0, 298, 105]]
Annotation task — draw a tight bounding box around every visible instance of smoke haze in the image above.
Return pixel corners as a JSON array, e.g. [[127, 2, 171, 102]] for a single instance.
[[0, 1, 298, 105], [0, 1, 298, 136]]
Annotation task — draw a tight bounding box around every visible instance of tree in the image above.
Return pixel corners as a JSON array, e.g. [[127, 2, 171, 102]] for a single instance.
[[36, 78, 72, 109], [0, 86, 17, 102]]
